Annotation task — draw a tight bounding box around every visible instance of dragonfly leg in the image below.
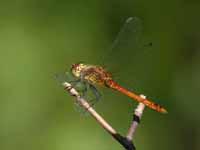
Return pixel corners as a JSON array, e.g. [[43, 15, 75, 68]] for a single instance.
[[79, 81, 87, 97], [68, 79, 81, 87], [88, 84, 101, 107], [79, 74, 101, 105], [68, 79, 88, 97]]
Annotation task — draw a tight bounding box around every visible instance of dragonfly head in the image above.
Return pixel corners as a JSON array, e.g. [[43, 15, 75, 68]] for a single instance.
[[71, 63, 87, 78]]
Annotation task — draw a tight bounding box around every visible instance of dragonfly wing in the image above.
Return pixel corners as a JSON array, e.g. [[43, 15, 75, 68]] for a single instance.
[[54, 72, 77, 85], [99, 17, 155, 92], [110, 17, 142, 53]]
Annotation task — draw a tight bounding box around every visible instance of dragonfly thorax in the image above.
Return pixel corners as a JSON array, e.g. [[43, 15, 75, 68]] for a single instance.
[[71, 63, 112, 86], [71, 63, 87, 78]]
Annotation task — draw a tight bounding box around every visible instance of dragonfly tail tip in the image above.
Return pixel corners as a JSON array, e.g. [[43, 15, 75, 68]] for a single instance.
[[161, 108, 168, 114]]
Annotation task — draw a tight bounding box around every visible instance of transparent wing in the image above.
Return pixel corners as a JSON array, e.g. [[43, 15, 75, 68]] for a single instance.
[[110, 17, 142, 57], [54, 71, 102, 115], [101, 17, 142, 69], [98, 17, 156, 93], [54, 72, 76, 85]]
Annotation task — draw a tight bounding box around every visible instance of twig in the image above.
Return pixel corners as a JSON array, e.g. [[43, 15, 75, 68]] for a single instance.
[[126, 95, 146, 141], [62, 82, 117, 135], [62, 81, 147, 150]]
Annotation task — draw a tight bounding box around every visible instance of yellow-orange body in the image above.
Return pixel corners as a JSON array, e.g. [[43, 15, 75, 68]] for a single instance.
[[71, 63, 167, 113]]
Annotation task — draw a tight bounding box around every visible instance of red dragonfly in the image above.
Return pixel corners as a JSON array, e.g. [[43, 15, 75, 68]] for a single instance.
[[70, 62, 167, 113], [58, 17, 167, 113]]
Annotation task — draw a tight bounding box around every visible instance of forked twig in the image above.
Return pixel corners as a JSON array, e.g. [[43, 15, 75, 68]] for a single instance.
[[62, 81, 145, 150]]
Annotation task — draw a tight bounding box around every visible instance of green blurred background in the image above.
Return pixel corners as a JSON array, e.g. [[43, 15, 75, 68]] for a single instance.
[[0, 0, 200, 150]]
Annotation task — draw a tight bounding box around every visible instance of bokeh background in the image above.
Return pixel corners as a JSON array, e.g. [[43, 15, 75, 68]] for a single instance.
[[0, 0, 200, 150]]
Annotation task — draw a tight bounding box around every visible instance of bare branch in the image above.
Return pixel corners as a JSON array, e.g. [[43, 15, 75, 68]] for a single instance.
[[63, 82, 117, 134], [126, 95, 146, 141], [62, 81, 143, 150]]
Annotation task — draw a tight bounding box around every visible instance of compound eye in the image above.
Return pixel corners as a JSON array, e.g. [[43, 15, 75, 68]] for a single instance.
[[71, 64, 77, 69]]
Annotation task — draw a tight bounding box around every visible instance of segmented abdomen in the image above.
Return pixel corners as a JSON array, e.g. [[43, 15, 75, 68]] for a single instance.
[[105, 79, 167, 113]]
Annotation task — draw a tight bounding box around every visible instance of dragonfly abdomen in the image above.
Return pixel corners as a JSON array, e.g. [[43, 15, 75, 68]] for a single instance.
[[105, 79, 167, 114]]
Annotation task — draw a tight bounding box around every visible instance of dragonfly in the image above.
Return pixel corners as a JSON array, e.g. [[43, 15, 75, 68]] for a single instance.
[[57, 17, 167, 114]]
